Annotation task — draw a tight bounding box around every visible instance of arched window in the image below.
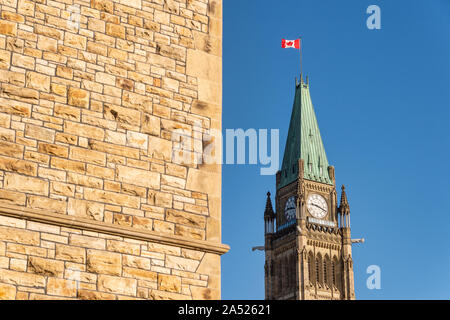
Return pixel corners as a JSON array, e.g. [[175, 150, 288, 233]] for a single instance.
[[315, 254, 322, 285], [332, 257, 340, 289], [308, 253, 314, 283], [331, 260, 336, 286], [323, 258, 328, 285]]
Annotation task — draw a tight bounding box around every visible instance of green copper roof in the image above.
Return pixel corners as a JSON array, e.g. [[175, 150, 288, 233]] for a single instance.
[[278, 79, 333, 189]]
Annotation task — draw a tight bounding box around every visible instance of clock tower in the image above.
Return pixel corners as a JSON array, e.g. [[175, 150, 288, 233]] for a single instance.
[[263, 77, 357, 300]]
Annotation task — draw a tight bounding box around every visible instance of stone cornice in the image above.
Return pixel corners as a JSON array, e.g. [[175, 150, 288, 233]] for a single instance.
[[0, 204, 230, 255]]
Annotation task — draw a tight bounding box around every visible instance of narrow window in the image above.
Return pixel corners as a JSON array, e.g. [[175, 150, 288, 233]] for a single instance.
[[308, 255, 314, 282], [332, 261, 336, 286], [315, 257, 320, 284]]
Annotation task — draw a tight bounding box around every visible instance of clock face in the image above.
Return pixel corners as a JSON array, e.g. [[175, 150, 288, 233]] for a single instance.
[[307, 194, 328, 219], [284, 196, 296, 221]]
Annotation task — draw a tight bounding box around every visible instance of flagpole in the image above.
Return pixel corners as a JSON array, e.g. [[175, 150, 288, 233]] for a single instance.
[[299, 37, 302, 83]]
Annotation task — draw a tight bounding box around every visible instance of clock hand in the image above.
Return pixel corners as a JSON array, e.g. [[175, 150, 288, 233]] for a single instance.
[[312, 203, 326, 212]]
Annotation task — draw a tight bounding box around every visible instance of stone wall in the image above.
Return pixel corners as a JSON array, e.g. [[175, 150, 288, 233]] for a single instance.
[[0, 0, 226, 300]]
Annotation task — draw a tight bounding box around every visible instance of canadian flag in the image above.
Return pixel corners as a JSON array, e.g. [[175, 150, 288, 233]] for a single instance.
[[281, 39, 300, 49]]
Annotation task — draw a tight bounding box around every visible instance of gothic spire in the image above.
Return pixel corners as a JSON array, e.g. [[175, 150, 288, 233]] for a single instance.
[[338, 185, 350, 215], [278, 79, 332, 189], [264, 191, 275, 219]]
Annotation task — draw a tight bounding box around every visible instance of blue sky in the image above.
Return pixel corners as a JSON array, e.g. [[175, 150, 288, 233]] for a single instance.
[[221, 0, 450, 299]]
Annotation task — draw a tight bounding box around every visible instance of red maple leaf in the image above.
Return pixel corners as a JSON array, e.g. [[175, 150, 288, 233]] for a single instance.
[[286, 41, 293, 46]]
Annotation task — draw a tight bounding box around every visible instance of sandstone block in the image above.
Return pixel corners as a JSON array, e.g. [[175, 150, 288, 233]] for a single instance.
[[28, 257, 64, 277], [95, 72, 115, 86], [165, 163, 187, 178], [166, 255, 199, 273], [69, 234, 106, 250], [166, 209, 206, 229], [25, 124, 54, 142], [51, 84, 67, 97], [122, 91, 152, 111], [18, 0, 35, 16], [86, 249, 121, 276], [68, 198, 104, 221], [113, 213, 132, 227], [126, 131, 148, 149], [51, 157, 85, 174], [116, 78, 133, 90], [106, 240, 140, 255], [0, 269, 45, 288], [0, 283, 16, 300], [119, 0, 141, 9], [184, 203, 209, 215], [123, 255, 150, 269], [78, 290, 115, 300], [68, 87, 90, 108], [148, 136, 172, 161], [38, 167, 66, 182], [116, 165, 160, 189], [141, 113, 160, 136], [67, 172, 103, 189], [0, 155, 38, 176], [55, 133, 77, 145], [0, 114, 9, 129], [132, 216, 153, 231], [146, 242, 180, 256], [4, 173, 48, 195], [50, 182, 75, 197], [0, 141, 24, 158], [56, 65, 73, 79], [0, 20, 17, 36], [158, 274, 181, 293], [26, 72, 50, 92], [37, 35, 57, 53], [64, 121, 104, 140], [0, 50, 11, 69], [174, 225, 204, 240], [1, 84, 39, 104], [84, 188, 140, 209], [64, 32, 86, 50], [98, 275, 137, 296], [153, 220, 174, 234], [0, 189, 26, 206], [123, 267, 157, 282], [47, 278, 77, 297], [91, 0, 114, 14], [0, 127, 15, 142], [161, 174, 185, 189], [27, 196, 67, 214], [70, 146, 106, 166], [104, 104, 141, 128], [105, 130, 126, 145], [12, 53, 34, 69], [106, 23, 125, 39], [38, 142, 69, 158], [34, 24, 63, 40], [55, 244, 86, 264]]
